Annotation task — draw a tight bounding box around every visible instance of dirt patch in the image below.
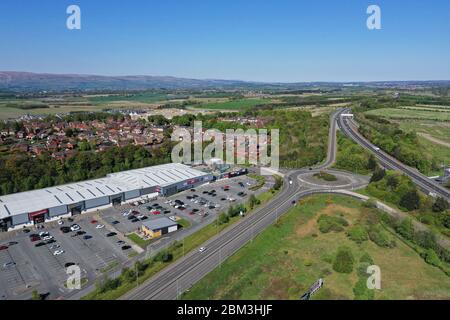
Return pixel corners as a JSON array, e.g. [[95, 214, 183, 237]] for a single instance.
[[417, 132, 450, 148], [295, 218, 317, 237], [261, 277, 291, 299], [320, 204, 359, 222]]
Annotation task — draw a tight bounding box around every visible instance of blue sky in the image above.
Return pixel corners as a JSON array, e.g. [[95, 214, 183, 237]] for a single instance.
[[0, 0, 449, 82]]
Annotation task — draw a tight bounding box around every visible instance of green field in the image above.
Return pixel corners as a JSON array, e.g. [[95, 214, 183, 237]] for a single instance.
[[365, 107, 450, 121], [87, 92, 175, 105], [399, 120, 450, 145], [182, 194, 450, 300], [194, 98, 273, 110]]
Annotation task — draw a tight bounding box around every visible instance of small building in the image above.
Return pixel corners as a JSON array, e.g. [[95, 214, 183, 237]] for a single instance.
[[141, 217, 178, 239]]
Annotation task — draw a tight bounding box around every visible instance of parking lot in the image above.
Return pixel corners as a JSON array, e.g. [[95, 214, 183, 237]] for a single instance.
[[101, 175, 261, 236], [0, 213, 136, 300], [0, 173, 269, 300]]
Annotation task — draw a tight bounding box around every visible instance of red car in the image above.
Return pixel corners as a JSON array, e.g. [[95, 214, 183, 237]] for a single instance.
[[0, 245, 8, 251], [131, 211, 140, 215], [90, 220, 98, 224], [30, 236, 40, 242], [152, 211, 161, 215]]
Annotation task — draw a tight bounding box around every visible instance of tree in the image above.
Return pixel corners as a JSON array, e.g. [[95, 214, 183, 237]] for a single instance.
[[248, 194, 260, 210], [65, 128, 74, 137], [432, 197, 448, 213], [218, 213, 229, 225], [366, 154, 377, 171], [332, 246, 354, 274], [395, 218, 414, 240], [399, 190, 420, 211], [370, 167, 386, 183]]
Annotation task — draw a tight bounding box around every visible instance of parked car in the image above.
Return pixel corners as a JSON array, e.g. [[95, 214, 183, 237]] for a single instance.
[[117, 240, 125, 245], [3, 262, 16, 269], [122, 211, 130, 217], [39, 231, 49, 237], [111, 220, 120, 225], [42, 236, 53, 241], [65, 262, 76, 268], [76, 230, 86, 236], [58, 220, 64, 225], [22, 228, 31, 233], [83, 235, 92, 240], [95, 224, 105, 229], [152, 211, 161, 215], [8, 241, 18, 246], [140, 216, 148, 221], [106, 232, 117, 237], [0, 245, 8, 251], [70, 224, 81, 232], [46, 239, 56, 244], [131, 218, 139, 223], [199, 247, 206, 253], [34, 242, 46, 247], [30, 236, 41, 242], [121, 245, 132, 250], [90, 220, 98, 224], [53, 250, 64, 256], [60, 226, 71, 233]]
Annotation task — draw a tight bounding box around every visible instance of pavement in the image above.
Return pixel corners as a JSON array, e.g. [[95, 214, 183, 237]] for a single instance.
[[120, 110, 372, 300], [337, 108, 450, 201], [122, 107, 450, 300]]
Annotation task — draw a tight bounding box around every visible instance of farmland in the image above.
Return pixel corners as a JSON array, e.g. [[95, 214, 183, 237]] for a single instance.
[[365, 107, 450, 121], [194, 98, 274, 110]]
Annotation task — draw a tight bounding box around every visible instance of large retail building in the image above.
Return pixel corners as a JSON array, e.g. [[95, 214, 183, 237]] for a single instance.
[[0, 163, 212, 231]]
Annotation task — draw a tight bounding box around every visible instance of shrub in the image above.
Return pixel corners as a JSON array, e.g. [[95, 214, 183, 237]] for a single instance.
[[218, 213, 230, 225], [370, 167, 386, 183], [313, 171, 338, 181], [347, 225, 368, 244], [399, 190, 421, 211], [353, 278, 375, 300], [395, 218, 415, 240], [97, 277, 121, 293], [422, 249, 442, 267], [318, 215, 348, 233], [153, 251, 174, 263], [356, 262, 371, 278], [362, 199, 377, 209], [413, 231, 437, 250], [332, 246, 354, 274], [359, 252, 374, 265], [368, 225, 396, 248], [432, 197, 449, 213]]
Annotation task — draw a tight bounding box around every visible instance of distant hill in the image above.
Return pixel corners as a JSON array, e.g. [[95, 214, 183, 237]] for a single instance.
[[0, 71, 448, 92], [0, 72, 256, 92]]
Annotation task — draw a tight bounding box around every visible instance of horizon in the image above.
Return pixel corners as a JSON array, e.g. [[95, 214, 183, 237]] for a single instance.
[[0, 0, 449, 82], [1, 70, 449, 84]]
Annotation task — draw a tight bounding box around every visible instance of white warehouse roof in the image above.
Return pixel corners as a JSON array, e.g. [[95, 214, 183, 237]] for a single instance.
[[0, 163, 208, 219]]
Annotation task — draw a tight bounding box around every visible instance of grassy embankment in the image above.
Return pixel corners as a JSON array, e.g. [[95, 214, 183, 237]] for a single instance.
[[182, 194, 450, 300], [82, 177, 283, 300]]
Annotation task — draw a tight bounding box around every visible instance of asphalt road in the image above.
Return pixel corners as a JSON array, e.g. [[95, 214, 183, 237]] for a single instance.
[[336, 108, 450, 201], [121, 110, 354, 300]]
